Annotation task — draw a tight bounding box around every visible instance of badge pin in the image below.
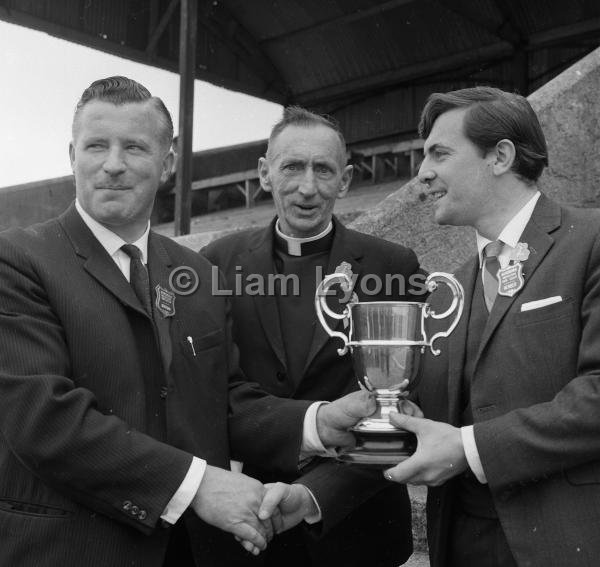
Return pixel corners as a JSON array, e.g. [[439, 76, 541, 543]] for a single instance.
[[497, 263, 524, 297], [510, 242, 530, 263], [155, 284, 176, 317], [334, 261, 354, 293]]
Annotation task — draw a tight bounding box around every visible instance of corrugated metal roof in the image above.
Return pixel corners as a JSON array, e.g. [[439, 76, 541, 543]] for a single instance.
[[2, 0, 598, 143]]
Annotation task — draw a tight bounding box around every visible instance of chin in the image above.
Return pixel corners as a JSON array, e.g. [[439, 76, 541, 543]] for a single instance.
[[433, 209, 448, 226], [288, 219, 318, 236]]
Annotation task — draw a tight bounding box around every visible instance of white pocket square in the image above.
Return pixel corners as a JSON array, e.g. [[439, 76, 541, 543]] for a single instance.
[[520, 296, 562, 312]]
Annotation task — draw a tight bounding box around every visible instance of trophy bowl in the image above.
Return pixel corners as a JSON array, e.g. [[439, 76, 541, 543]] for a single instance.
[[315, 270, 464, 467]]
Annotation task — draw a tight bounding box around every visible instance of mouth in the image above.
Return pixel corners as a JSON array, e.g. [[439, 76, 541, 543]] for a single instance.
[[427, 188, 446, 202], [293, 203, 319, 215], [96, 185, 131, 191]]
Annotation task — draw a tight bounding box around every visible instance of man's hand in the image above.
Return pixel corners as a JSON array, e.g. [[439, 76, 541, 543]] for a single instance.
[[258, 483, 319, 534], [316, 390, 376, 450], [383, 414, 467, 486], [190, 465, 272, 555], [398, 399, 425, 418]]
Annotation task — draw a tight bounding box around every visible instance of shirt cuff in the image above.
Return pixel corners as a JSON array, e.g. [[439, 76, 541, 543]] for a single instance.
[[300, 401, 338, 460], [461, 425, 487, 484], [160, 456, 207, 524], [301, 485, 323, 524]]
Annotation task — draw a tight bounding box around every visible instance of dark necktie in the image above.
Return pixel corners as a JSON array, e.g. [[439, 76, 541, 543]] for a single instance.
[[121, 244, 153, 316], [482, 240, 503, 311]]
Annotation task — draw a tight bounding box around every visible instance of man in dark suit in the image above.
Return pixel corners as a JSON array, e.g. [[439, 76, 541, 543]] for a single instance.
[[203, 106, 424, 567], [0, 77, 370, 566], [382, 86, 600, 567]]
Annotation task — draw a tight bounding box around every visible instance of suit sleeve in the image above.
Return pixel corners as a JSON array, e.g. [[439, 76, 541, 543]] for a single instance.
[[216, 263, 313, 475], [0, 236, 192, 534], [294, 459, 389, 535], [474, 229, 600, 490]]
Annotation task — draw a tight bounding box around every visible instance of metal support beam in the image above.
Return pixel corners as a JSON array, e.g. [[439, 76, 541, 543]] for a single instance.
[[530, 17, 600, 49], [296, 41, 513, 106], [512, 48, 529, 95], [262, 0, 417, 44], [174, 0, 197, 236], [198, 5, 287, 95], [146, 0, 180, 56]]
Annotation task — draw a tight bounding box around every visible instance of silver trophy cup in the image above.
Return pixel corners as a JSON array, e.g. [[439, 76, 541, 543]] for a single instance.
[[315, 270, 464, 466]]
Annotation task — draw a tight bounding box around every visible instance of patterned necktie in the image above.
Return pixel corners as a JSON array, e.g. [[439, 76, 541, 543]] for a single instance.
[[121, 244, 152, 316], [482, 240, 503, 311]]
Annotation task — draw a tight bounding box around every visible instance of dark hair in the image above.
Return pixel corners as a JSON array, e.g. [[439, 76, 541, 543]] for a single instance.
[[419, 86, 548, 183], [72, 76, 173, 151], [267, 105, 347, 160]]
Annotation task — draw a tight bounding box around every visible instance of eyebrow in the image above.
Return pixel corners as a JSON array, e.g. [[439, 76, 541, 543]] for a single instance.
[[424, 142, 451, 155]]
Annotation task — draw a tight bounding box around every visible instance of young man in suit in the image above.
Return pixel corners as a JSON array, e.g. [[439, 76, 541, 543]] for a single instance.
[[0, 77, 370, 566], [382, 86, 600, 567], [203, 106, 424, 567]]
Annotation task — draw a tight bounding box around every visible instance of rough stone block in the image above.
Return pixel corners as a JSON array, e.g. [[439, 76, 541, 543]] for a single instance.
[[350, 46, 600, 273]]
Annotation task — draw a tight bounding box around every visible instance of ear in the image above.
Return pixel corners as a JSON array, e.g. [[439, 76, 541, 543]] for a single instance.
[[337, 164, 353, 198], [160, 150, 175, 184], [69, 142, 76, 171], [258, 157, 272, 193], [491, 139, 516, 176]]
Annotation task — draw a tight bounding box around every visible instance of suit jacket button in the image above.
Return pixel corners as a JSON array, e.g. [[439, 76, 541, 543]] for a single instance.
[[131, 505, 139, 516], [139, 510, 147, 520], [160, 386, 168, 399], [276, 371, 286, 382], [123, 500, 132, 511]]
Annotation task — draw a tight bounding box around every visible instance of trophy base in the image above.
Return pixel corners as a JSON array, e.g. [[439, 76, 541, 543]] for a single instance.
[[336, 428, 417, 467]]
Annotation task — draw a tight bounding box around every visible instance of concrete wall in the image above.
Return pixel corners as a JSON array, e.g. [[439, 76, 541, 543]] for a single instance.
[[350, 45, 600, 273]]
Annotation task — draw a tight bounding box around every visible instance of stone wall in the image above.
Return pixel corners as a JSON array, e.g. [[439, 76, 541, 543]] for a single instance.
[[0, 176, 75, 231], [350, 46, 600, 273]]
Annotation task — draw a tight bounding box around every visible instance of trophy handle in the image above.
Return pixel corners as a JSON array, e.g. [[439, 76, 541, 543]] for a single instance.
[[315, 272, 353, 355], [422, 272, 465, 356]]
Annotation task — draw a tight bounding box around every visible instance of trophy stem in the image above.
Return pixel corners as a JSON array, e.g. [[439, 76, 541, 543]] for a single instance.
[[354, 389, 406, 431], [337, 389, 417, 467]]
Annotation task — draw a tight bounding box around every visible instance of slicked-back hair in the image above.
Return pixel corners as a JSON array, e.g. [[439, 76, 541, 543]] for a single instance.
[[267, 106, 347, 162], [419, 86, 548, 183], [72, 76, 174, 152]]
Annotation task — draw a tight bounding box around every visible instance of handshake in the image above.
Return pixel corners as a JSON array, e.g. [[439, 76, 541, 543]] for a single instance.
[[191, 390, 376, 555]]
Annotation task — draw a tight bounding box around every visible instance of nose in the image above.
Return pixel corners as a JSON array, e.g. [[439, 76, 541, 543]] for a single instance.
[[103, 146, 126, 176], [417, 159, 435, 185], [297, 169, 318, 197]]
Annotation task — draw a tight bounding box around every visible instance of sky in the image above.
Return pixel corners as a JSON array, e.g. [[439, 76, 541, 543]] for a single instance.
[[0, 20, 282, 188]]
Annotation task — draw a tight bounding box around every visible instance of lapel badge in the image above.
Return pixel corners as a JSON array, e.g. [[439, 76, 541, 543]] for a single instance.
[[334, 261, 354, 291], [333, 260, 358, 302], [155, 284, 176, 317], [497, 263, 524, 297], [509, 242, 530, 263], [499, 242, 528, 297], [332, 261, 357, 327]]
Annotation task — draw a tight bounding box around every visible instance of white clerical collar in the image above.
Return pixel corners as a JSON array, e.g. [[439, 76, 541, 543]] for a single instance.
[[75, 199, 150, 264], [476, 191, 540, 268], [275, 219, 333, 256]]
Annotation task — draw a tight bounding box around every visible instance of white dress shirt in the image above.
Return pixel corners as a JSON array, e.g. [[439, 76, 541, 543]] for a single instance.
[[461, 191, 540, 483]]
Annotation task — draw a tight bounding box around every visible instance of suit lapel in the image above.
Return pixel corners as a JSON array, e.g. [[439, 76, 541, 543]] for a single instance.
[[476, 194, 561, 363], [245, 224, 287, 368], [147, 234, 174, 374], [302, 220, 363, 374], [59, 204, 149, 319], [446, 257, 478, 424]]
